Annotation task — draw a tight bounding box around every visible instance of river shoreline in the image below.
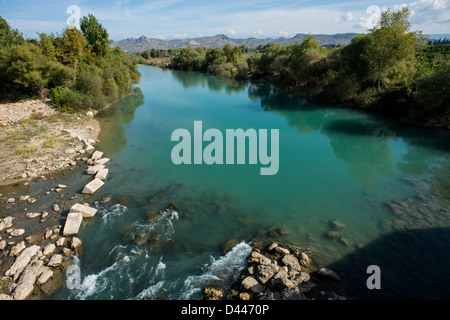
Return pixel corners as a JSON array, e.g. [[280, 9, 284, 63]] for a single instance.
[[0, 99, 109, 299]]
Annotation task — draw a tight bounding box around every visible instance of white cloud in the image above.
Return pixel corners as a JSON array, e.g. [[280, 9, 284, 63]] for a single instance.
[[342, 11, 354, 21]]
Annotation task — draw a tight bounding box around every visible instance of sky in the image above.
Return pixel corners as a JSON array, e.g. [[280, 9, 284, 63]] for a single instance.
[[1, 0, 449, 40]]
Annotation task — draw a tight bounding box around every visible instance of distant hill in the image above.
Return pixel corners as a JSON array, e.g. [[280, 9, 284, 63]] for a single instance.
[[109, 33, 360, 53]]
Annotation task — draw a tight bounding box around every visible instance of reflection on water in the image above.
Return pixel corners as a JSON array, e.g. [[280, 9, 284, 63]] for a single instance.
[[95, 88, 145, 156], [53, 67, 450, 300]]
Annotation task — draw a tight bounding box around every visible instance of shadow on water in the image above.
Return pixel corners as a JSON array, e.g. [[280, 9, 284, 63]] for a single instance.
[[95, 88, 145, 155], [321, 227, 450, 300]]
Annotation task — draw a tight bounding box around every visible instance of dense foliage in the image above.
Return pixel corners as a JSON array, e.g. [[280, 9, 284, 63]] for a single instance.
[[0, 15, 140, 112], [139, 7, 448, 126]]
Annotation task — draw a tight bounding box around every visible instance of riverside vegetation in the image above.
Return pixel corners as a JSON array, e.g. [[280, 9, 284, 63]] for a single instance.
[[0, 14, 141, 111], [138, 7, 449, 128]]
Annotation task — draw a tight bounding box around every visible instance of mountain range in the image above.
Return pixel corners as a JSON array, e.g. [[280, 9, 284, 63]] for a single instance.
[[109, 33, 360, 52]]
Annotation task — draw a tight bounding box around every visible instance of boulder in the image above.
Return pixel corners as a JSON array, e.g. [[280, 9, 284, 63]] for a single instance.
[[9, 241, 26, 256], [275, 246, 290, 255], [94, 158, 110, 166], [26, 212, 41, 219], [0, 216, 13, 231], [247, 251, 271, 266], [281, 254, 301, 272], [256, 263, 279, 284], [71, 237, 82, 249], [82, 178, 104, 195], [56, 237, 66, 247], [43, 243, 56, 256], [86, 164, 104, 175], [5, 245, 41, 280], [271, 270, 295, 290], [8, 228, 25, 237], [47, 254, 63, 267], [299, 252, 311, 267], [241, 276, 263, 294], [70, 203, 98, 218], [319, 268, 340, 281], [91, 151, 103, 161], [36, 267, 53, 285], [62, 212, 83, 236], [95, 168, 109, 181]]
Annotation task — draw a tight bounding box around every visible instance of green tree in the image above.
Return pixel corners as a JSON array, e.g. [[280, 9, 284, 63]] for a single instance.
[[0, 16, 23, 47], [80, 14, 109, 57], [366, 7, 427, 92], [54, 28, 87, 68]]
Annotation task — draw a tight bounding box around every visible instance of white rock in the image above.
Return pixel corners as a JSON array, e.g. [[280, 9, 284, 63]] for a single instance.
[[6, 198, 15, 203], [0, 294, 12, 300], [19, 195, 30, 201], [26, 212, 41, 219], [95, 168, 109, 181], [94, 158, 110, 165], [91, 150, 103, 161], [84, 144, 95, 152], [86, 164, 104, 175], [58, 184, 68, 189], [70, 203, 98, 218], [0, 239, 6, 251], [71, 237, 82, 249], [47, 254, 63, 267], [9, 228, 25, 237], [9, 241, 26, 256], [86, 111, 94, 117], [56, 237, 66, 247], [36, 266, 53, 285], [87, 138, 96, 144], [63, 212, 83, 236], [0, 216, 13, 231], [43, 243, 56, 255], [5, 245, 41, 280], [53, 204, 60, 212], [82, 178, 104, 195]]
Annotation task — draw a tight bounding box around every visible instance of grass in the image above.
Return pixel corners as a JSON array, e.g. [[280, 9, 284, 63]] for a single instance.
[[14, 145, 39, 158]]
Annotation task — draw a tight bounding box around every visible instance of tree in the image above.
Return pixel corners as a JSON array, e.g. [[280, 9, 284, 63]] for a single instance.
[[0, 16, 23, 47], [54, 28, 87, 68], [80, 14, 109, 57], [366, 7, 427, 92]]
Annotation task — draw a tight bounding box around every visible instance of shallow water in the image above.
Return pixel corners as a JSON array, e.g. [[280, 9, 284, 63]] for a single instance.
[[52, 66, 450, 300]]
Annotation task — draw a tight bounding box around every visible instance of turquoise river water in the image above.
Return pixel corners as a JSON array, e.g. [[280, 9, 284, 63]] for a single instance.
[[52, 66, 450, 300]]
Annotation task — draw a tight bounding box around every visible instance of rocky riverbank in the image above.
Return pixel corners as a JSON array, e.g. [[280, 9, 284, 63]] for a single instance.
[[204, 241, 348, 301], [0, 99, 112, 300], [0, 99, 100, 186]]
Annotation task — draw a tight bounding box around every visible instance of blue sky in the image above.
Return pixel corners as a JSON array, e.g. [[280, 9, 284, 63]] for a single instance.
[[1, 0, 449, 40]]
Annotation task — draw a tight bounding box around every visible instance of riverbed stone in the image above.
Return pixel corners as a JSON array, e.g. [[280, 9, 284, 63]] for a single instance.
[[82, 178, 104, 195], [91, 150, 103, 161], [47, 254, 63, 267], [94, 158, 110, 166], [247, 251, 272, 265], [5, 245, 41, 280], [62, 212, 83, 236], [0, 216, 13, 231], [26, 212, 41, 219], [9, 228, 25, 237], [281, 254, 301, 271], [86, 164, 104, 175], [70, 203, 98, 218], [95, 168, 109, 181], [319, 268, 340, 281], [256, 263, 279, 284]]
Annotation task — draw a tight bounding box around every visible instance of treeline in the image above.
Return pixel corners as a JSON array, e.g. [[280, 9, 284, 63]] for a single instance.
[[141, 8, 449, 126], [0, 15, 140, 111]]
